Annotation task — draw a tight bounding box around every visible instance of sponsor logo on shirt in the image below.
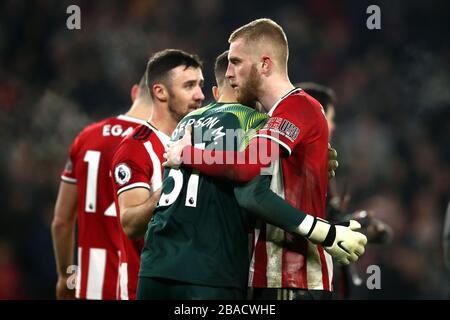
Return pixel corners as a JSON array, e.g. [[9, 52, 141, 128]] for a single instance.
[[263, 117, 300, 142]]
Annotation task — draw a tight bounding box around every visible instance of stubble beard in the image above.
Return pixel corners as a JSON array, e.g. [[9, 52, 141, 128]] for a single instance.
[[236, 64, 261, 109]]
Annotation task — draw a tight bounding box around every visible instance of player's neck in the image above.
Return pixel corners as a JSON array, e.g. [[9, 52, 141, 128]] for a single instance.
[[259, 76, 294, 113], [148, 105, 178, 137], [217, 85, 237, 103], [217, 93, 236, 103], [125, 99, 153, 121]]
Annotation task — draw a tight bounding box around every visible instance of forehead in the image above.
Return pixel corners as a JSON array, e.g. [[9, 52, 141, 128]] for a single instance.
[[169, 65, 203, 83], [229, 38, 251, 58]]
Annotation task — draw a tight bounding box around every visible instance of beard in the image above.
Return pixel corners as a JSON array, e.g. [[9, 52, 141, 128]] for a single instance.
[[236, 64, 261, 108], [167, 90, 201, 122]]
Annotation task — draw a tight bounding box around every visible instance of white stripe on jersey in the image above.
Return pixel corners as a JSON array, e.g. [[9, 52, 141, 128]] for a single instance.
[[266, 160, 284, 288], [306, 241, 324, 290], [250, 133, 292, 156], [144, 141, 162, 191], [324, 251, 334, 290], [266, 224, 284, 287], [76, 247, 82, 299], [117, 182, 151, 195], [116, 251, 121, 300], [104, 202, 117, 217], [247, 222, 261, 286], [119, 262, 129, 300], [86, 248, 106, 300], [269, 159, 285, 199], [143, 122, 171, 147], [117, 115, 147, 125], [61, 175, 77, 183]]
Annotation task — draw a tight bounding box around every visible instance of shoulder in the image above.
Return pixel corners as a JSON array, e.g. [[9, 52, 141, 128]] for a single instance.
[[114, 127, 148, 157], [75, 118, 108, 140], [214, 103, 258, 114], [68, 117, 110, 154], [283, 90, 323, 114], [113, 123, 165, 162], [211, 103, 268, 124], [274, 89, 326, 124]]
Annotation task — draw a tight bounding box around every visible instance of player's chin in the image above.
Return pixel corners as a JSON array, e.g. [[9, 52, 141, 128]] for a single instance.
[[188, 104, 201, 111]]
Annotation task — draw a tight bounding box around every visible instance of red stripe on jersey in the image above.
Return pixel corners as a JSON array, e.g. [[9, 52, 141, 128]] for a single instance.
[[102, 251, 120, 299], [281, 234, 308, 288], [318, 246, 330, 291], [79, 247, 89, 299], [252, 224, 268, 287]]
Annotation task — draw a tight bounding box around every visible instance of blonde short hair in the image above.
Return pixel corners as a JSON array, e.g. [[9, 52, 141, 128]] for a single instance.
[[229, 18, 288, 67]]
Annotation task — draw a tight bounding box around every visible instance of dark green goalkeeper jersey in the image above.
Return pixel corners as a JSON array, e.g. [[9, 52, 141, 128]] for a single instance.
[[139, 102, 268, 290]]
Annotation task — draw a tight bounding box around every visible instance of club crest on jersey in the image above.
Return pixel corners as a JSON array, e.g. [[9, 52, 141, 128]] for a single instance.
[[263, 117, 300, 142], [114, 163, 131, 185]]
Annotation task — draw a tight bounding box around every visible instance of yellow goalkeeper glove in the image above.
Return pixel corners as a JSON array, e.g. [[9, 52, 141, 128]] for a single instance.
[[296, 217, 367, 265]]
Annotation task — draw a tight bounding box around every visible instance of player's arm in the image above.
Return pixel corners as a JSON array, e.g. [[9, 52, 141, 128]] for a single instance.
[[51, 181, 77, 300], [235, 175, 367, 265], [182, 140, 338, 181], [164, 125, 338, 182], [112, 140, 162, 241], [117, 187, 161, 241], [163, 125, 282, 182]]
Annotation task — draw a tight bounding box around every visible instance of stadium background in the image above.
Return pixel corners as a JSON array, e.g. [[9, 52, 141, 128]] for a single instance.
[[0, 0, 449, 299]]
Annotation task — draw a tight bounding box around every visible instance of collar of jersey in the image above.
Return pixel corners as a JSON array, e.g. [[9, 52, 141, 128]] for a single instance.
[[144, 121, 171, 145], [117, 114, 148, 125], [267, 87, 302, 116]]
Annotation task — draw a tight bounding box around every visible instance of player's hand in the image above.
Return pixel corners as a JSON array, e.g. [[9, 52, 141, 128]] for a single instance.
[[56, 276, 75, 300], [325, 220, 367, 265], [305, 218, 367, 265], [328, 143, 338, 179], [163, 125, 192, 168]]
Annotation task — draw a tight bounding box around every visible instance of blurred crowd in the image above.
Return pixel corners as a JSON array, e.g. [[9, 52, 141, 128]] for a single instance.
[[0, 0, 449, 299]]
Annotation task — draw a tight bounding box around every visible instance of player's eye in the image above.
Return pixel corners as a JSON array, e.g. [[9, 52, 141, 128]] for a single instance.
[[184, 82, 195, 89], [230, 58, 240, 65]]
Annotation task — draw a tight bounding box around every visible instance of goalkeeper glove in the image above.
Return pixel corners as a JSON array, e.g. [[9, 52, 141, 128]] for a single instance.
[[295, 217, 368, 265]]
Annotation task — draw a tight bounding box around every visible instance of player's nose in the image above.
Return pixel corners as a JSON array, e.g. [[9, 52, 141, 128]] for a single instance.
[[225, 63, 234, 79], [193, 86, 205, 102]]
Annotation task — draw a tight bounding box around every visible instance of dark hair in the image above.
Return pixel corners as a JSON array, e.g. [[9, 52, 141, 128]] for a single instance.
[[146, 49, 203, 97], [214, 50, 229, 87], [297, 82, 337, 112]]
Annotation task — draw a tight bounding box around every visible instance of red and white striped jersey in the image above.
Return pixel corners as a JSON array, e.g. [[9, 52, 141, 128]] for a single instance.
[[61, 114, 147, 300], [110, 122, 170, 300], [249, 88, 332, 291]]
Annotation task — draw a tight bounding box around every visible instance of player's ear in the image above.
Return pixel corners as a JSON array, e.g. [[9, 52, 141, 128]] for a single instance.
[[152, 83, 168, 102], [131, 84, 139, 102], [260, 56, 272, 76], [212, 86, 220, 101]]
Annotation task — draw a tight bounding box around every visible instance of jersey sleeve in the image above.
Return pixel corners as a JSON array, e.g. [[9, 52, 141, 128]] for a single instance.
[[61, 134, 81, 184], [252, 95, 321, 155], [111, 139, 154, 196]]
